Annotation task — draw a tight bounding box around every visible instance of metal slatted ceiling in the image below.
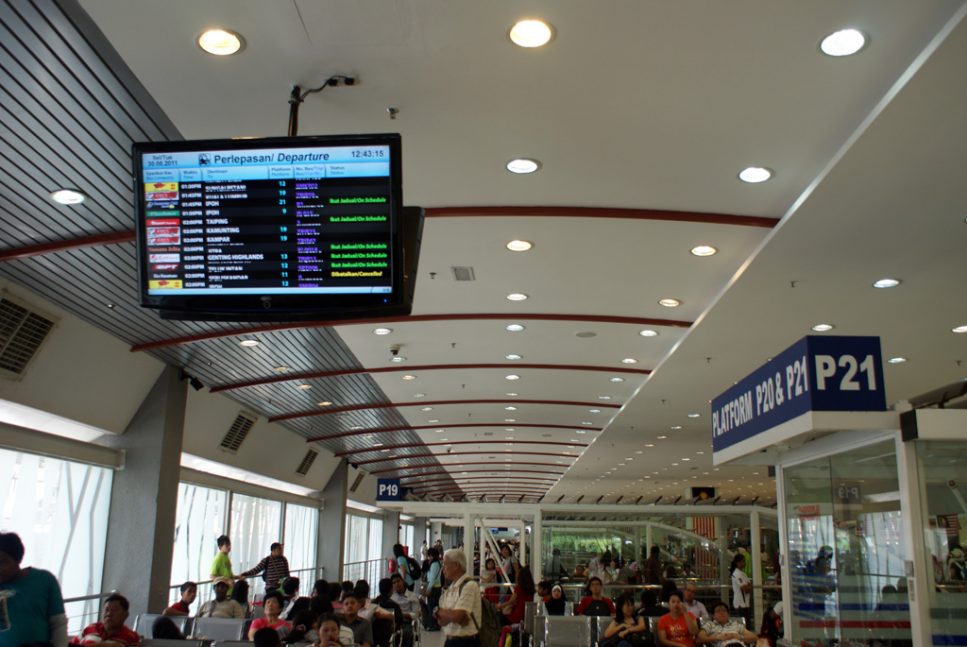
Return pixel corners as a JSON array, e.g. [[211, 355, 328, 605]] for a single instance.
[[0, 0, 457, 493]]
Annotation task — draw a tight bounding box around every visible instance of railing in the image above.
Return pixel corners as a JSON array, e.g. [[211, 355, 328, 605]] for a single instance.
[[343, 558, 385, 586]]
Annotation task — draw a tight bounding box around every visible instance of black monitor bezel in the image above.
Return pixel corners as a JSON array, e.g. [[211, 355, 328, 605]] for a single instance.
[[133, 133, 404, 319]]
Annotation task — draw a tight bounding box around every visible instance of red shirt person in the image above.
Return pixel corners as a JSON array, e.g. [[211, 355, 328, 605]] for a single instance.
[[656, 590, 698, 647], [74, 594, 141, 647]]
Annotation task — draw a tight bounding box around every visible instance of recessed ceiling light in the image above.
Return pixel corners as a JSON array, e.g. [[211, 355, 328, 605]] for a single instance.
[[588, 409, 601, 414], [576, 331, 597, 338], [621, 358, 638, 365], [420, 407, 433, 412], [506, 293, 529, 303], [239, 339, 259, 347], [505, 374, 520, 381], [598, 395, 612, 401], [273, 366, 290, 373], [297, 384, 311, 390], [609, 377, 625, 383], [508, 19, 554, 48], [435, 429, 445, 433], [505, 418, 516, 422], [413, 393, 426, 398], [351, 426, 365, 431], [639, 329, 659, 337], [506, 240, 533, 252], [373, 327, 393, 336], [506, 324, 526, 332], [506, 158, 541, 174], [50, 189, 86, 205], [505, 353, 523, 360], [671, 425, 683, 430], [390, 356, 406, 363], [505, 392, 519, 397], [820, 28, 866, 57], [401, 374, 417, 380], [687, 413, 701, 418], [873, 278, 901, 289], [505, 406, 518, 411], [575, 430, 586, 435], [888, 357, 908, 364], [657, 435, 668, 440], [953, 325, 967, 334], [373, 442, 384, 447], [428, 419, 439, 423], [682, 458, 691, 462], [197, 28, 245, 56], [658, 298, 681, 308], [318, 401, 332, 407], [690, 245, 718, 257], [738, 167, 773, 183], [811, 323, 835, 332], [581, 421, 593, 426]]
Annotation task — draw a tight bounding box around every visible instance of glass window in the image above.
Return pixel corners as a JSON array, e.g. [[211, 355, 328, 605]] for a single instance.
[[343, 512, 384, 584], [283, 502, 318, 578], [230, 493, 283, 578], [783, 440, 909, 645], [0, 448, 113, 632], [916, 440, 967, 644], [170, 483, 228, 587]]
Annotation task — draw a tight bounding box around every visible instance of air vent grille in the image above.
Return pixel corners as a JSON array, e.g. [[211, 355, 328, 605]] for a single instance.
[[349, 472, 365, 493], [220, 412, 257, 452], [296, 449, 319, 475], [0, 297, 56, 378], [451, 266, 476, 281]]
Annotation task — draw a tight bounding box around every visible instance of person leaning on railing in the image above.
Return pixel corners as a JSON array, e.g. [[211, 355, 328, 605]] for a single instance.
[[0, 532, 69, 647]]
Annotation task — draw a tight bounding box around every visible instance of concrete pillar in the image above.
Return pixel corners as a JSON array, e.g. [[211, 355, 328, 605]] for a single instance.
[[100, 366, 187, 616], [533, 511, 543, 583], [413, 516, 428, 557], [382, 509, 400, 568], [751, 510, 762, 630], [319, 461, 348, 581], [431, 521, 443, 544]]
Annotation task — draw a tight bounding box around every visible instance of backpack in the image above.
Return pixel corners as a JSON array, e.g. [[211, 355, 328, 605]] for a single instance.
[[460, 579, 499, 647], [406, 555, 423, 580]]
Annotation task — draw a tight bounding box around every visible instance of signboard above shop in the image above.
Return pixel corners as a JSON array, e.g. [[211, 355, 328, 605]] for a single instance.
[[711, 336, 890, 464]]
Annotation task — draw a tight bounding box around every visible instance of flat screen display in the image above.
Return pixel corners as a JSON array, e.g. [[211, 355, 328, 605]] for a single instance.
[[133, 134, 413, 320]]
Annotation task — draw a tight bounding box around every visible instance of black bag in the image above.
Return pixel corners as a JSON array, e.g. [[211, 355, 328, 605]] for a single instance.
[[406, 555, 423, 580]]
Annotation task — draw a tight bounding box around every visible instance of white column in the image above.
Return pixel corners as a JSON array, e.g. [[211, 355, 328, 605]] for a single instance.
[[751, 510, 763, 630], [775, 466, 795, 643], [896, 432, 932, 645], [533, 510, 543, 582], [463, 512, 474, 559]]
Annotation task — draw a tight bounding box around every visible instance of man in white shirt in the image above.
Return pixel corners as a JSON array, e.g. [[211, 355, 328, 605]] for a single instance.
[[433, 549, 482, 647], [683, 583, 709, 622], [390, 573, 421, 647]]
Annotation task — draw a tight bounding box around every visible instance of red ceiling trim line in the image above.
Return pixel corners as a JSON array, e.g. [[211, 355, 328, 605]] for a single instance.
[[212, 363, 650, 393], [306, 423, 603, 443], [368, 461, 569, 475], [391, 469, 566, 479], [335, 439, 586, 457], [354, 450, 577, 466], [401, 476, 560, 486], [0, 230, 135, 263], [272, 398, 618, 423], [424, 206, 777, 229], [130, 313, 691, 352]]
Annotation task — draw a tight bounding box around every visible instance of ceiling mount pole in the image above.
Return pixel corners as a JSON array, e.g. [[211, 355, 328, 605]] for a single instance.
[[288, 85, 303, 137]]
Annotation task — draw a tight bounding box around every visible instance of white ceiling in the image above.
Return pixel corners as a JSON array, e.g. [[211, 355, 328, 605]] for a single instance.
[[29, 0, 967, 503]]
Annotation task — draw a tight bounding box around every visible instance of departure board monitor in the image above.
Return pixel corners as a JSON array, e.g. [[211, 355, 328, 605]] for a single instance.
[[133, 134, 419, 321]]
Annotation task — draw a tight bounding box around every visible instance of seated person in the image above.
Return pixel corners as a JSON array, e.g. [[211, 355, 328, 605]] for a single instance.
[[390, 574, 421, 647], [280, 577, 309, 620], [576, 576, 616, 616], [309, 579, 334, 616], [340, 594, 374, 647], [637, 590, 667, 619], [248, 592, 293, 640], [696, 602, 758, 647], [231, 578, 251, 618], [354, 580, 394, 622], [315, 613, 349, 647], [372, 578, 403, 647], [545, 585, 567, 616], [197, 577, 246, 618], [656, 591, 698, 647], [286, 610, 317, 643], [339, 581, 354, 602], [74, 594, 141, 647], [683, 584, 708, 623], [602, 594, 648, 647], [253, 627, 283, 647], [150, 617, 184, 640], [162, 581, 196, 616]]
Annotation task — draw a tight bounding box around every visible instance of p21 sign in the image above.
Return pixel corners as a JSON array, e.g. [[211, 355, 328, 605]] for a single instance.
[[711, 336, 886, 453]]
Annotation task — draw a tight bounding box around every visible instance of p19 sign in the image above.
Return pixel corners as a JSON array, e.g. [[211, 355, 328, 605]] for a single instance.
[[377, 478, 402, 501]]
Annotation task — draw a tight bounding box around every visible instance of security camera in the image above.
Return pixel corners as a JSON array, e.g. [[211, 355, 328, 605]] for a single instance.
[[390, 347, 400, 357], [950, 480, 957, 488]]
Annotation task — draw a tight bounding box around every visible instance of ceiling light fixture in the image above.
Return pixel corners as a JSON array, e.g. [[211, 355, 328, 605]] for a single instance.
[[506, 240, 533, 252], [505, 375, 520, 381], [297, 384, 311, 390], [50, 189, 86, 205], [671, 425, 683, 430], [239, 340, 259, 347], [639, 329, 659, 337], [506, 159, 541, 174], [953, 325, 967, 334], [401, 375, 417, 380], [621, 358, 638, 365], [373, 327, 393, 336], [420, 407, 433, 412], [873, 278, 901, 289], [505, 354, 523, 360], [738, 167, 773, 183], [658, 298, 681, 308], [657, 435, 668, 440], [598, 396, 612, 400], [505, 324, 526, 332], [505, 406, 518, 411], [690, 245, 718, 257], [687, 413, 701, 418], [887, 357, 908, 364], [609, 377, 625, 383], [273, 366, 290, 373], [197, 28, 245, 56], [506, 293, 529, 301], [811, 323, 835, 332], [318, 401, 332, 407], [588, 409, 601, 413], [820, 28, 866, 57], [508, 19, 554, 48], [390, 356, 406, 363]]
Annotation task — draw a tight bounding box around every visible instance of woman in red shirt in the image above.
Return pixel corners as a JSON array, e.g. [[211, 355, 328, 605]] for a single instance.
[[657, 590, 698, 647], [247, 592, 292, 640], [500, 565, 535, 625]]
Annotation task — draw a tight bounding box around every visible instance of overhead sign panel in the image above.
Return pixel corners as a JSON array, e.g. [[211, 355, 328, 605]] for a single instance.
[[712, 336, 886, 457], [376, 478, 402, 501]]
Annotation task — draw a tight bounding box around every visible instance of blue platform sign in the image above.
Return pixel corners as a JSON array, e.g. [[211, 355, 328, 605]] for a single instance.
[[711, 336, 886, 454], [376, 478, 402, 501]]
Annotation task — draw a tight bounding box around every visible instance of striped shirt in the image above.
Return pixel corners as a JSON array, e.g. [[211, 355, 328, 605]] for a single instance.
[[241, 555, 290, 590]]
